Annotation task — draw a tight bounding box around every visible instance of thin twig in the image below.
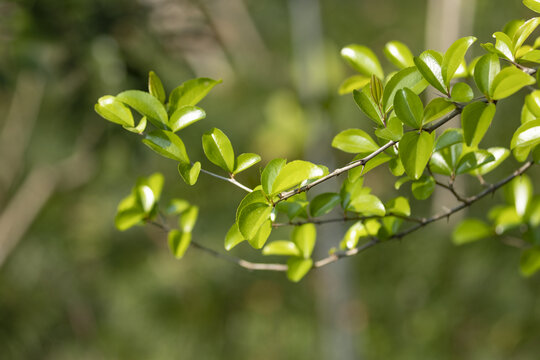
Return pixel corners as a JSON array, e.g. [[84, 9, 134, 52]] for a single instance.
[[434, 179, 469, 204], [199, 167, 253, 192], [272, 213, 423, 228], [277, 108, 462, 202]]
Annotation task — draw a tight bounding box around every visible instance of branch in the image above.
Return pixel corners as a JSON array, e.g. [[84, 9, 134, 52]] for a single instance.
[[277, 108, 462, 202], [313, 160, 535, 268], [272, 213, 423, 228]]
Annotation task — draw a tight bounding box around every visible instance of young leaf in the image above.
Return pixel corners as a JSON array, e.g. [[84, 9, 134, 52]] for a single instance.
[[271, 160, 325, 195], [340, 44, 384, 79], [178, 161, 201, 186], [386, 196, 411, 216], [247, 219, 272, 249], [236, 190, 268, 223], [353, 86, 384, 125], [263, 241, 301, 256], [168, 78, 221, 113], [511, 119, 540, 150], [382, 66, 428, 112], [291, 223, 316, 259], [261, 159, 287, 195], [349, 194, 386, 216], [224, 223, 245, 251], [399, 131, 435, 180], [310, 193, 341, 217], [95, 95, 134, 127], [237, 203, 272, 240], [473, 54, 500, 97], [513, 17, 540, 51], [375, 116, 403, 141], [471, 147, 510, 175], [234, 153, 261, 174], [441, 36, 477, 87], [414, 50, 447, 94], [148, 71, 166, 103], [455, 150, 496, 175], [461, 102, 497, 148], [169, 106, 206, 132], [332, 129, 379, 153], [423, 98, 455, 125], [122, 116, 147, 134], [117, 90, 169, 129], [493, 32, 515, 60], [142, 130, 190, 162], [411, 175, 435, 200], [520, 247, 540, 277], [384, 41, 415, 69], [491, 66, 536, 100], [524, 0, 540, 13], [168, 230, 191, 259], [450, 82, 473, 103], [394, 88, 424, 129], [452, 219, 492, 245], [338, 75, 370, 95], [287, 257, 313, 282], [525, 90, 540, 118], [115, 194, 145, 231], [179, 206, 198, 233], [137, 185, 155, 213], [434, 128, 464, 151], [166, 199, 190, 215], [202, 128, 235, 173], [341, 220, 380, 249], [505, 175, 533, 217]]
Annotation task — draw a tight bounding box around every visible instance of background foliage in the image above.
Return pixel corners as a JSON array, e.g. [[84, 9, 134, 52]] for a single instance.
[[1, 0, 539, 359]]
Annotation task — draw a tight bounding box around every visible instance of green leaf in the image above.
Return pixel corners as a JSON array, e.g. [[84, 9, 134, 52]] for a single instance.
[[332, 128, 379, 153], [348, 152, 392, 181], [411, 175, 435, 200], [122, 116, 147, 134], [452, 219, 492, 245], [349, 194, 386, 216], [389, 157, 405, 176], [340, 177, 365, 210], [386, 196, 411, 216], [137, 185, 155, 213], [202, 128, 235, 173], [166, 199, 190, 215], [310, 193, 341, 217], [414, 50, 447, 94], [394, 88, 424, 129], [473, 54, 500, 97], [179, 206, 198, 233], [511, 119, 540, 149], [287, 257, 313, 282], [168, 230, 191, 259], [442, 36, 477, 87], [382, 66, 428, 112], [247, 219, 272, 249], [169, 106, 206, 132], [375, 116, 403, 141], [263, 241, 301, 256], [178, 161, 201, 186], [434, 128, 464, 151], [233, 153, 261, 174], [148, 71, 166, 103], [236, 190, 268, 223], [429, 151, 453, 176], [261, 159, 286, 195], [168, 78, 221, 113], [525, 90, 540, 118], [353, 86, 384, 125], [423, 98, 455, 125], [142, 130, 189, 162], [142, 172, 164, 200], [341, 220, 380, 249], [513, 17, 540, 51], [271, 160, 325, 195], [115, 194, 145, 231], [117, 90, 168, 129], [341, 44, 384, 79], [505, 19, 526, 39], [291, 223, 316, 259], [524, 0, 540, 13], [461, 102, 496, 147], [505, 175, 533, 217], [471, 147, 510, 175], [384, 41, 415, 69], [276, 198, 308, 221], [399, 131, 435, 180], [338, 75, 370, 95], [370, 75, 384, 105], [237, 203, 272, 240], [491, 66, 536, 100], [450, 82, 473, 102], [95, 95, 134, 127], [224, 223, 245, 251], [520, 247, 540, 276], [493, 32, 515, 60], [455, 150, 496, 175]]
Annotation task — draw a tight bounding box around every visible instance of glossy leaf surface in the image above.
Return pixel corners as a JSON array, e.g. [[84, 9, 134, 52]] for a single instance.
[[382, 66, 428, 112], [461, 102, 496, 147], [452, 219, 492, 245], [332, 129, 379, 153], [384, 41, 415, 69], [287, 258, 313, 282], [491, 66, 536, 100], [117, 90, 168, 128], [271, 161, 325, 195], [473, 53, 500, 97], [441, 36, 476, 87], [341, 44, 384, 79], [95, 95, 134, 127], [399, 131, 435, 180], [202, 128, 235, 173], [394, 88, 424, 129], [169, 106, 206, 132], [142, 130, 189, 162], [262, 241, 301, 256]]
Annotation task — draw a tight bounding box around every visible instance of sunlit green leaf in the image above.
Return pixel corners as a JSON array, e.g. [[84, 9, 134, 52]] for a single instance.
[[450, 82, 473, 102], [491, 66, 536, 100], [414, 50, 447, 93], [168, 78, 221, 113], [456, 150, 496, 175], [462, 102, 496, 148], [375, 116, 403, 141], [233, 153, 261, 174], [524, 0, 540, 13], [452, 219, 492, 245], [394, 88, 424, 129], [382, 66, 428, 112], [142, 129, 189, 162], [236, 190, 268, 223], [513, 17, 540, 51], [148, 71, 166, 103], [310, 193, 341, 217], [386, 196, 411, 216], [525, 90, 540, 119], [511, 119, 540, 150], [263, 241, 301, 256], [95, 95, 134, 127], [493, 32, 514, 60], [399, 131, 435, 180], [238, 202, 272, 240], [115, 193, 145, 231], [122, 116, 147, 134], [261, 159, 286, 195], [384, 41, 415, 69], [178, 161, 201, 186], [117, 90, 168, 129], [168, 230, 191, 259], [224, 223, 245, 251], [202, 128, 235, 173], [411, 175, 435, 200], [179, 206, 198, 233], [505, 175, 533, 217], [471, 147, 510, 175], [247, 219, 272, 249], [349, 194, 386, 216], [332, 128, 379, 153], [520, 247, 540, 276], [341, 220, 380, 249], [169, 106, 206, 132], [338, 75, 370, 95], [434, 128, 464, 151], [441, 36, 476, 87], [473, 53, 500, 97], [423, 98, 455, 125], [341, 44, 384, 79], [348, 152, 392, 181], [353, 86, 384, 125], [291, 223, 316, 259], [166, 198, 190, 215], [287, 257, 313, 282], [271, 160, 325, 195]]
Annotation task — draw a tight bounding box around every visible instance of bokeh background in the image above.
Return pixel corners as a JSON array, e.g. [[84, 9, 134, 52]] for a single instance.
[[1, 0, 540, 359]]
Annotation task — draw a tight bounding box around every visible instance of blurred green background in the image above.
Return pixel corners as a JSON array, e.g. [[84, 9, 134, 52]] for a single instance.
[[1, 0, 539, 359]]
